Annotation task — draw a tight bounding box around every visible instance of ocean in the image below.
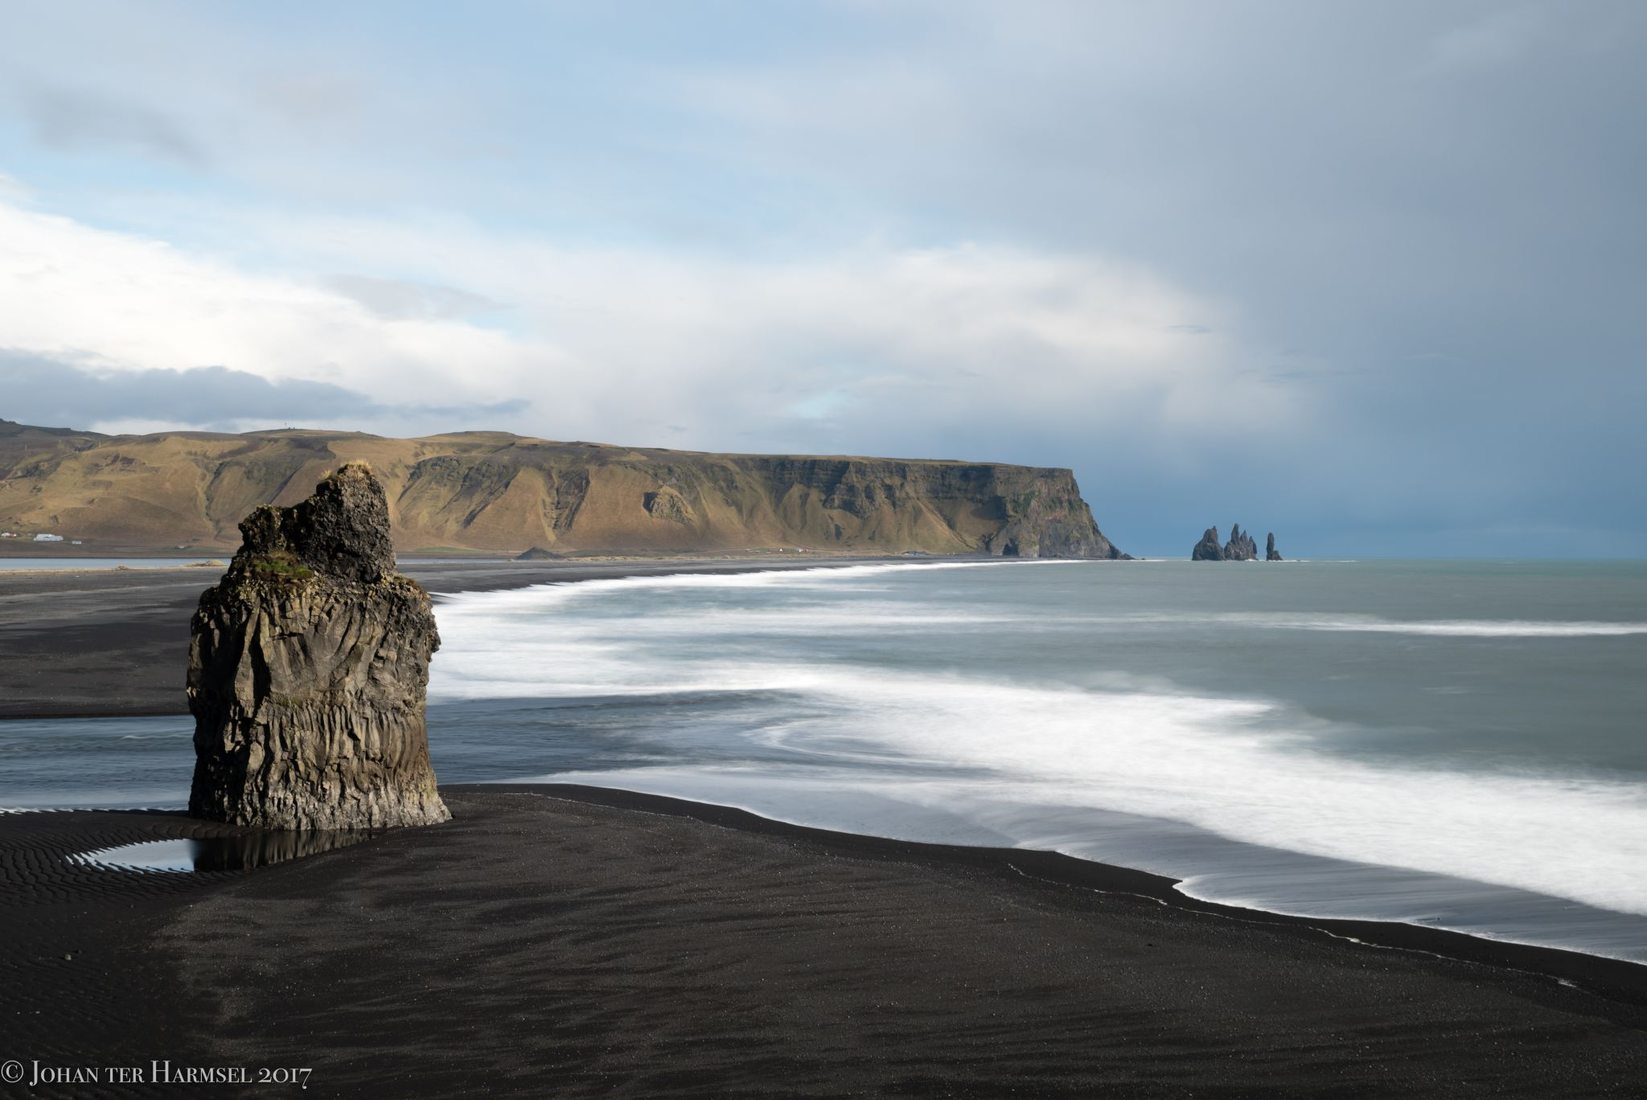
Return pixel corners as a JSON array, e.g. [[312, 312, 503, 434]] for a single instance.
[[4, 559, 1645, 964]]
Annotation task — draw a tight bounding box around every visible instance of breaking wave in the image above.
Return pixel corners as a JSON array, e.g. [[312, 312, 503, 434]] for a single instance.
[[430, 565, 1647, 928]]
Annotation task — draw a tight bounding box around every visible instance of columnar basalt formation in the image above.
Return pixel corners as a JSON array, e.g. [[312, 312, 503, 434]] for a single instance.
[[187, 463, 449, 830], [1266, 532, 1283, 561]]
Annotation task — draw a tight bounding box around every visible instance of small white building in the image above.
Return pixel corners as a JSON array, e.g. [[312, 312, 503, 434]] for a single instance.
[[33, 533, 65, 543]]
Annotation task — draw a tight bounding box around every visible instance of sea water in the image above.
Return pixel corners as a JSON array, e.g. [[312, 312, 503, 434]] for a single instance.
[[4, 559, 1645, 963]]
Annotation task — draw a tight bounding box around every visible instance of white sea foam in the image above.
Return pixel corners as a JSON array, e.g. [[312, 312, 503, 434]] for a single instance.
[[430, 557, 1071, 610], [1231, 614, 1647, 637], [430, 563, 1647, 924], [1088, 612, 1647, 638]]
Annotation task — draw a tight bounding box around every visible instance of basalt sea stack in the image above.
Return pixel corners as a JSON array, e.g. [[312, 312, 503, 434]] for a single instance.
[[187, 463, 449, 830], [1191, 526, 1225, 561], [1223, 524, 1259, 561], [1191, 523, 1275, 561]]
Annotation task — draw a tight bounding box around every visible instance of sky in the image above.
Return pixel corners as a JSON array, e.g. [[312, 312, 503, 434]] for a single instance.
[[0, 1, 1642, 557]]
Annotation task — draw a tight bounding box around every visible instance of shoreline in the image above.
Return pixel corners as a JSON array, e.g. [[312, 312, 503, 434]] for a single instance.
[[533, 783, 1647, 1010], [0, 554, 918, 721], [8, 777, 1647, 986], [7, 555, 1647, 985], [3, 785, 1644, 1096]]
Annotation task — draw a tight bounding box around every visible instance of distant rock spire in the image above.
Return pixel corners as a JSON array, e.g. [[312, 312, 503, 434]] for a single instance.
[[1191, 526, 1224, 561], [1223, 524, 1258, 561], [1191, 523, 1280, 561]]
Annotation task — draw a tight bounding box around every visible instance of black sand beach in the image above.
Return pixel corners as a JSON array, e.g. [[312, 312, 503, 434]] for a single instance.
[[0, 557, 884, 719], [3, 787, 1646, 1098], [3, 561, 1646, 1096]]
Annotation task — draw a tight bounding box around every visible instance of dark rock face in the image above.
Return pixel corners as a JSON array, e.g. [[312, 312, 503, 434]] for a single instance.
[[1223, 524, 1259, 561], [745, 458, 1130, 559], [515, 546, 565, 561], [1192, 523, 1280, 561], [1191, 527, 1225, 561], [1266, 532, 1283, 561], [188, 463, 449, 830], [234, 463, 396, 584]]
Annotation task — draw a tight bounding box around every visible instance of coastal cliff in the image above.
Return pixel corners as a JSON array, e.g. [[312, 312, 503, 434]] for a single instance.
[[0, 420, 1126, 559], [187, 463, 449, 830]]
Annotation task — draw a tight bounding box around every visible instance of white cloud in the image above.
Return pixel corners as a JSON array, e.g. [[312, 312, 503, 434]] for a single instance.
[[0, 194, 1295, 453], [0, 201, 545, 420]]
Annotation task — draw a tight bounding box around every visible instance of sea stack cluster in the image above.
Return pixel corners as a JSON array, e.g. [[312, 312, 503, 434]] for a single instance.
[[187, 463, 449, 830], [1191, 524, 1284, 562]]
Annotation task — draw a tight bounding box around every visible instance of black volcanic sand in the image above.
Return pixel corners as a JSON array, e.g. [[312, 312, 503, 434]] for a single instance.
[[2, 787, 1645, 1098], [0, 557, 888, 719]]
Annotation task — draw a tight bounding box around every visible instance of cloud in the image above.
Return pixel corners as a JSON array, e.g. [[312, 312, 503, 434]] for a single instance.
[[0, 352, 528, 434], [0, 353, 375, 429], [324, 275, 505, 322], [20, 85, 205, 165], [0, 200, 544, 428], [0, 3, 1642, 552], [0, 194, 1291, 455]]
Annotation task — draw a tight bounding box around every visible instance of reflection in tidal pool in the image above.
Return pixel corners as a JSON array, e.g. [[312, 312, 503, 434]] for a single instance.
[[73, 829, 378, 872]]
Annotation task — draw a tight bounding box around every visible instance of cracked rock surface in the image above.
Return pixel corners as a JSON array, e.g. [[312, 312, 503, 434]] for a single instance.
[[187, 463, 449, 830]]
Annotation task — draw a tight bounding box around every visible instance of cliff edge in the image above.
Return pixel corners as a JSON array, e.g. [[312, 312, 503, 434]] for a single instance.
[[0, 423, 1127, 559]]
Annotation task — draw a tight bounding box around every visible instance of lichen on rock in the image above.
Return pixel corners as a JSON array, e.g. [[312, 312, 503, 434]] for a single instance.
[[187, 463, 449, 830]]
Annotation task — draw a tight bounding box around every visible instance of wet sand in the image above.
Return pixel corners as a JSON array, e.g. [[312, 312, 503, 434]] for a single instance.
[[2, 786, 1645, 1098], [0, 557, 887, 719]]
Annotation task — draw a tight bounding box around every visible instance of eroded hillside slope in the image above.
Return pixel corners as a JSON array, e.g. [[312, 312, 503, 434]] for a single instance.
[[0, 421, 1126, 558]]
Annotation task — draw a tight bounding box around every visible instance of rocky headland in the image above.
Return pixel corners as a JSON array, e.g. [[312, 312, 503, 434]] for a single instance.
[[187, 463, 449, 830], [0, 420, 1127, 560]]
